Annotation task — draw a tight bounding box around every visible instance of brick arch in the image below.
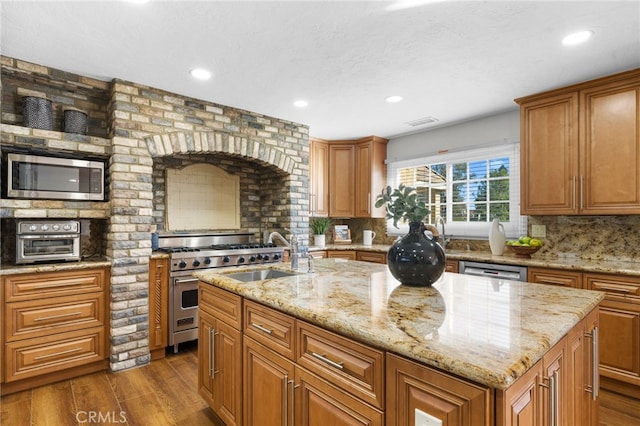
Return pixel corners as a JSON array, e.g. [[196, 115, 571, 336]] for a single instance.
[[143, 131, 296, 174]]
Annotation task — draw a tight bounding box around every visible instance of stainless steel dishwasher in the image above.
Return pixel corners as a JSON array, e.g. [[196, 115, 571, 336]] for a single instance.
[[459, 260, 528, 282]]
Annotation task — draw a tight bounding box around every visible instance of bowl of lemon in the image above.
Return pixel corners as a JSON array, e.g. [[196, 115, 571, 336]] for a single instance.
[[506, 236, 543, 258]]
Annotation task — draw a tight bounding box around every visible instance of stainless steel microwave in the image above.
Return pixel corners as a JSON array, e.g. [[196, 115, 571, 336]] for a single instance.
[[6, 153, 105, 201]]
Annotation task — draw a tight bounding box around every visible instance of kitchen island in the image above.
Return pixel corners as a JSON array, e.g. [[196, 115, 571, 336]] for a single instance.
[[194, 258, 604, 426]]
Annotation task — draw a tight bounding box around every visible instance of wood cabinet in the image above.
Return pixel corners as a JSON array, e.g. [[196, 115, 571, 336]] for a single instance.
[[198, 283, 243, 426], [309, 138, 329, 217], [516, 68, 640, 215], [584, 272, 640, 394], [496, 309, 599, 426], [356, 251, 387, 264], [322, 136, 388, 218], [1, 267, 109, 395], [387, 353, 491, 425], [446, 259, 459, 273], [327, 250, 356, 260], [148, 257, 169, 359], [309, 250, 327, 259], [528, 267, 582, 288]]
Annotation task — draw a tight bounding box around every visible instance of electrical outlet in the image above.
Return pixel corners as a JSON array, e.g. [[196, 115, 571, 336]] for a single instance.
[[415, 408, 442, 426], [531, 224, 546, 238]]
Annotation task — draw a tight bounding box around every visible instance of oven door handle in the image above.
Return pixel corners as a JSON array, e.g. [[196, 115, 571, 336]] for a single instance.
[[18, 234, 79, 239], [174, 278, 199, 285]]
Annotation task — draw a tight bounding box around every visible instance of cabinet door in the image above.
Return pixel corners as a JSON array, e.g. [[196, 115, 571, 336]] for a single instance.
[[597, 300, 640, 387], [387, 353, 491, 426], [528, 267, 582, 288], [354, 138, 387, 218], [356, 251, 387, 264], [329, 144, 355, 217], [497, 361, 542, 426], [445, 259, 459, 273], [198, 311, 216, 407], [519, 92, 579, 215], [540, 340, 566, 426], [580, 77, 640, 214], [215, 319, 243, 426], [310, 139, 329, 217], [296, 367, 383, 426], [243, 336, 295, 426], [148, 257, 169, 356]]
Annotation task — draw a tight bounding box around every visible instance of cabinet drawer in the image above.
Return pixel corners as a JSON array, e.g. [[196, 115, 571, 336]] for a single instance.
[[327, 250, 357, 260], [297, 321, 384, 409], [6, 293, 105, 342], [5, 326, 106, 382], [244, 300, 296, 360], [584, 273, 640, 302], [528, 267, 582, 288], [198, 282, 243, 330], [445, 259, 459, 273], [356, 251, 387, 264], [3, 268, 107, 302]]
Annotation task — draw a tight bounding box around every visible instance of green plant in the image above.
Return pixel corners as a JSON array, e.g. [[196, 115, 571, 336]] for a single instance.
[[310, 217, 332, 234], [375, 184, 430, 228]]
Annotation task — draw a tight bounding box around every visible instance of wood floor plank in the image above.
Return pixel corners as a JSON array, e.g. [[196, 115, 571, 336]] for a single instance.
[[71, 371, 124, 419], [117, 393, 177, 426], [31, 381, 78, 426], [107, 367, 157, 403], [0, 397, 31, 426]]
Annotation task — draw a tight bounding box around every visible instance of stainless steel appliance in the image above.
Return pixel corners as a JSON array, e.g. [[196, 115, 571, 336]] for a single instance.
[[16, 219, 81, 264], [157, 232, 285, 353], [6, 152, 105, 201], [459, 260, 528, 282]]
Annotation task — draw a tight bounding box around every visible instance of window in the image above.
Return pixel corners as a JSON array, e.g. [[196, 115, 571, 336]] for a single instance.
[[385, 144, 525, 238]]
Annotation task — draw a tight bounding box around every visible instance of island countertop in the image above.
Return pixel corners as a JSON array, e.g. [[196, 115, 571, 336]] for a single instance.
[[194, 258, 604, 390]]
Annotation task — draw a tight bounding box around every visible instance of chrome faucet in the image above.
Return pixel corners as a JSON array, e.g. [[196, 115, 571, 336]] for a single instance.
[[435, 216, 449, 249], [302, 254, 315, 273], [267, 231, 290, 247]]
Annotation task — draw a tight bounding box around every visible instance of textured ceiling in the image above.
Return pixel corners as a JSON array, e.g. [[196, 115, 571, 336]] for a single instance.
[[2, 1, 639, 140]]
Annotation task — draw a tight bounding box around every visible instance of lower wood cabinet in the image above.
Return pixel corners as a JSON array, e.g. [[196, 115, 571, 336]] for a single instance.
[[327, 250, 357, 260], [445, 259, 459, 273], [148, 257, 169, 359], [356, 251, 387, 264], [387, 353, 491, 425], [528, 267, 581, 288], [1, 267, 109, 395]]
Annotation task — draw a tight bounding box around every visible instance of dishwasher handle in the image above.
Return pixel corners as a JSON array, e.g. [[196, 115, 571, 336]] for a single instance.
[[462, 267, 522, 280]]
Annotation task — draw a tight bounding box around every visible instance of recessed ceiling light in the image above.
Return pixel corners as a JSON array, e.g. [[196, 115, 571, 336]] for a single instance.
[[293, 100, 308, 108], [385, 95, 403, 103], [190, 68, 212, 80], [562, 30, 593, 46]]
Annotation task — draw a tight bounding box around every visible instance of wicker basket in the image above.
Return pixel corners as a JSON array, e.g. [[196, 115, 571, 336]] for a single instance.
[[22, 96, 53, 130], [63, 107, 88, 134]]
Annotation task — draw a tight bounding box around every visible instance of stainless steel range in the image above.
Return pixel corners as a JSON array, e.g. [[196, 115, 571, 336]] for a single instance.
[[156, 232, 284, 353]]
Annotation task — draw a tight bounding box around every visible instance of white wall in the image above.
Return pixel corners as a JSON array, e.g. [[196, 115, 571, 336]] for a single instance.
[[387, 109, 520, 162]]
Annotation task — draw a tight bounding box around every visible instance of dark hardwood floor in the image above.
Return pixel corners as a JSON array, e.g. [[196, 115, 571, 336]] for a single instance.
[[2, 341, 639, 425]]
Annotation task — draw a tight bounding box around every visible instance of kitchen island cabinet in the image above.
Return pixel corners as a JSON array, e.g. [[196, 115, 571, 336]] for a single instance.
[[516, 68, 640, 215], [195, 259, 604, 425]]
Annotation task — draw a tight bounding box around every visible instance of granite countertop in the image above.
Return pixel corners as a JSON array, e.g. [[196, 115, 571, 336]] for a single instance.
[[311, 244, 640, 276], [0, 259, 112, 275], [194, 258, 604, 390]]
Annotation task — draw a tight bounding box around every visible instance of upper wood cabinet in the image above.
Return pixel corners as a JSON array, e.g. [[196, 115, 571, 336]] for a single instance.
[[309, 138, 329, 217], [516, 68, 640, 215], [312, 136, 388, 218]]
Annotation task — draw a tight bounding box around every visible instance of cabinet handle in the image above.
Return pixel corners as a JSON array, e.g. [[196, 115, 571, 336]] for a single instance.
[[551, 370, 559, 426], [572, 176, 577, 210], [283, 374, 289, 426], [209, 327, 218, 378], [311, 352, 344, 370], [34, 311, 82, 322], [34, 347, 82, 360], [580, 175, 584, 210], [584, 326, 599, 400], [367, 192, 371, 214], [251, 323, 273, 334]]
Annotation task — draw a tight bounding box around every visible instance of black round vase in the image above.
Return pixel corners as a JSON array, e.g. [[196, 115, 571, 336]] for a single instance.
[[387, 221, 446, 286]]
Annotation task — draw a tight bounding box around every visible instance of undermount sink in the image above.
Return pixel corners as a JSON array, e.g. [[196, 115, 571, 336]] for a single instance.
[[224, 269, 297, 282]]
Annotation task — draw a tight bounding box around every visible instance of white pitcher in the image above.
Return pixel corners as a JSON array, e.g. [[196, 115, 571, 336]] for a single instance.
[[363, 230, 376, 246], [489, 218, 506, 255]]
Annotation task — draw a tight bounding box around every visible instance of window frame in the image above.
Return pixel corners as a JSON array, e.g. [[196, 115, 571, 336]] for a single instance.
[[385, 143, 525, 238]]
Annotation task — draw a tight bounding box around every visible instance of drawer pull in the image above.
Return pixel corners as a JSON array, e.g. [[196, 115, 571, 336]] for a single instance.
[[34, 311, 83, 322], [311, 352, 344, 370], [595, 285, 632, 294], [251, 323, 273, 334], [32, 281, 82, 289], [34, 347, 82, 360]]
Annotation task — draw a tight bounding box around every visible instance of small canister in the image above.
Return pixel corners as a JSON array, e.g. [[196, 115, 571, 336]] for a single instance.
[[19, 88, 53, 130], [63, 107, 88, 135]]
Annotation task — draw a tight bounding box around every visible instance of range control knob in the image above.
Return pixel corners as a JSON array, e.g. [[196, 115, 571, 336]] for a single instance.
[[256, 254, 263, 260], [178, 260, 187, 269], [63, 224, 72, 231], [29, 225, 38, 232], [238, 256, 245, 264], [249, 256, 257, 262], [262, 254, 270, 261], [273, 254, 280, 261], [222, 256, 231, 264], [204, 257, 212, 265], [192, 260, 201, 267], [41, 225, 49, 231], [52, 224, 60, 231]]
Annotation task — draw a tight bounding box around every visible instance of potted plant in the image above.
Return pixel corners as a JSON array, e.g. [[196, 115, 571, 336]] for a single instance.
[[310, 217, 332, 248], [375, 184, 445, 286]]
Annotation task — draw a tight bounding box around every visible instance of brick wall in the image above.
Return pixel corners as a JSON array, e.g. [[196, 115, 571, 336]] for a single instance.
[[1, 56, 310, 372]]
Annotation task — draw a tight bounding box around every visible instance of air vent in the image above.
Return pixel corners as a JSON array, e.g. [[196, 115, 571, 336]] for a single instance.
[[406, 116, 439, 127]]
